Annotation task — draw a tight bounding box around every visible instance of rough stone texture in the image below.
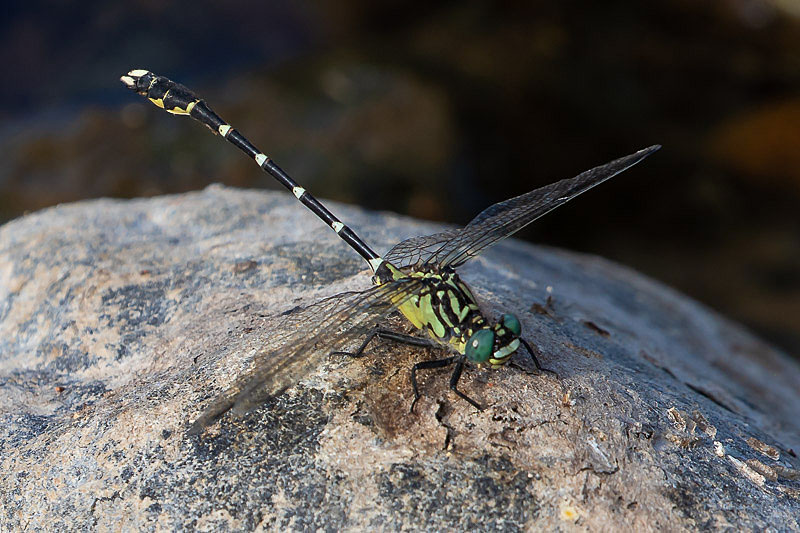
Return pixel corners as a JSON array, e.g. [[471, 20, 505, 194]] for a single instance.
[[1, 185, 798, 531]]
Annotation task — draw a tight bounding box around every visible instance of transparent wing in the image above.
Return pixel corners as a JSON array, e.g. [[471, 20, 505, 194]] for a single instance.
[[383, 228, 462, 268], [384, 145, 660, 268], [189, 278, 422, 434]]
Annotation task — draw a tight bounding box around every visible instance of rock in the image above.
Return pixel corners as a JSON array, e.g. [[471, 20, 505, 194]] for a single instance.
[[1, 185, 798, 531]]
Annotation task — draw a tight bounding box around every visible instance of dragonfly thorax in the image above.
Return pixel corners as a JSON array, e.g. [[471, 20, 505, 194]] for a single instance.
[[375, 260, 522, 366]]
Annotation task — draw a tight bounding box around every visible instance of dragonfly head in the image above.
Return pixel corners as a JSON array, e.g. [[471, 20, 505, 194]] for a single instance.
[[464, 313, 521, 367]]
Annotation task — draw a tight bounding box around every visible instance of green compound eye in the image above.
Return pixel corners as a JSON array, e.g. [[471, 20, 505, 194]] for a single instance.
[[465, 329, 496, 363], [501, 313, 521, 337]]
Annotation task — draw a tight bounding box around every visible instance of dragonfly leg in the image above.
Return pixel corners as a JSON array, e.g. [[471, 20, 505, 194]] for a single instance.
[[448, 359, 483, 410], [374, 330, 439, 348], [330, 329, 380, 358], [410, 356, 457, 413], [409, 356, 482, 412], [519, 337, 559, 378], [331, 328, 437, 358]]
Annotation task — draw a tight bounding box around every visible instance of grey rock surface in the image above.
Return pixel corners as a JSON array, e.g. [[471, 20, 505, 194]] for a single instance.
[[1, 185, 799, 531]]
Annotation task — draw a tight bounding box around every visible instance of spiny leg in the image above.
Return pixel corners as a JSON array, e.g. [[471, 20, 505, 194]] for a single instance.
[[519, 337, 559, 379], [410, 356, 457, 413], [410, 356, 482, 413], [448, 359, 483, 410], [331, 328, 439, 358], [330, 329, 481, 412]]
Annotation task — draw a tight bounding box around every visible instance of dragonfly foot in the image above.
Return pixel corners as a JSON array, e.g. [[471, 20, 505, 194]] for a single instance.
[[519, 337, 560, 379]]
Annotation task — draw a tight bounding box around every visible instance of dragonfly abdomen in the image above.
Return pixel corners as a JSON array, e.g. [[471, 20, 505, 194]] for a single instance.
[[120, 70, 383, 272]]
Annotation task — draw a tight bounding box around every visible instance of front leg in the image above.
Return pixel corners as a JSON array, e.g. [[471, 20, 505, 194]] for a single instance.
[[519, 338, 559, 378], [448, 359, 483, 410], [410, 356, 482, 413]]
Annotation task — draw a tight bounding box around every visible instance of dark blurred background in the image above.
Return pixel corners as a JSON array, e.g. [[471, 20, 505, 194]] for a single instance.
[[1, 1, 798, 359]]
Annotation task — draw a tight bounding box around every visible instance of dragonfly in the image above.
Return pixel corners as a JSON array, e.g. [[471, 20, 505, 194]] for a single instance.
[[121, 69, 660, 435]]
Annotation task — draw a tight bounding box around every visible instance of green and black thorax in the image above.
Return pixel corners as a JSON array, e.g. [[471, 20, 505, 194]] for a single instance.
[[374, 260, 521, 367]]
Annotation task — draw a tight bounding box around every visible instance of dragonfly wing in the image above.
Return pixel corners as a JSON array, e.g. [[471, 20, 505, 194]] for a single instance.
[[384, 145, 659, 269], [383, 228, 461, 268], [436, 145, 660, 267], [189, 278, 422, 434]]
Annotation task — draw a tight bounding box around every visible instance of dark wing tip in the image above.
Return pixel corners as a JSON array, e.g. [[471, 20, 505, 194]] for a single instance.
[[616, 144, 661, 173], [641, 144, 661, 156]]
